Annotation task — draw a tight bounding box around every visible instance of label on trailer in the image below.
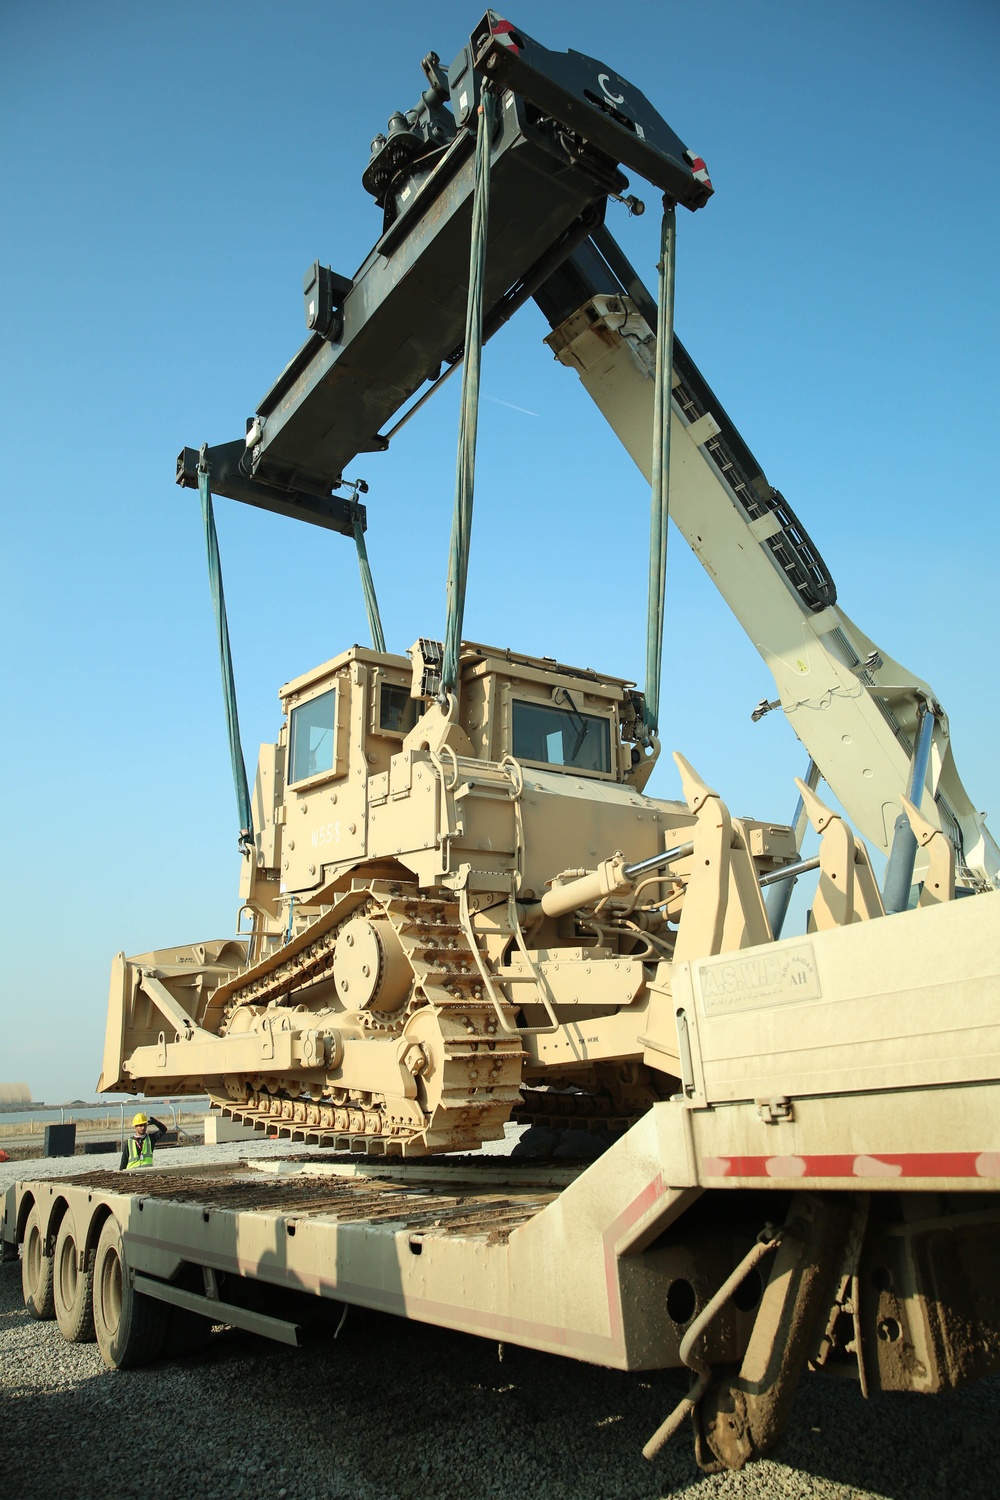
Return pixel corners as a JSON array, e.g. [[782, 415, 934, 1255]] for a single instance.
[[698, 942, 820, 1015]]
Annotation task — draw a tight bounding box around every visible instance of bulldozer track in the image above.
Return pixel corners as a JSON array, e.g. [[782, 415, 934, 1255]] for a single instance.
[[513, 1087, 641, 1132], [212, 880, 524, 1156]]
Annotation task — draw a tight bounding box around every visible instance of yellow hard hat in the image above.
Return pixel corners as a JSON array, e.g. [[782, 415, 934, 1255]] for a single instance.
[[132, 1112, 148, 1126]]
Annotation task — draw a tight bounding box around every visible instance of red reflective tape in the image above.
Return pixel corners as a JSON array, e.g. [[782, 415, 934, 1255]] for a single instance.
[[491, 17, 522, 51], [684, 152, 713, 190], [602, 1172, 666, 1347], [703, 1151, 1000, 1180]]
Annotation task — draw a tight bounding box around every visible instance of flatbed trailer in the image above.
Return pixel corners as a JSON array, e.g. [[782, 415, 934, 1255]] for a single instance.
[[7, 894, 1000, 1472]]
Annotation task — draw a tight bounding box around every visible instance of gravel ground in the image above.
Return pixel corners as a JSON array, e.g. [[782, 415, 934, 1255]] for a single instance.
[[3, 1142, 999, 1499]]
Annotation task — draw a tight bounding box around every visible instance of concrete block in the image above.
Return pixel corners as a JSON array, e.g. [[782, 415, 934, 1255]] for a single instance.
[[203, 1112, 258, 1144]]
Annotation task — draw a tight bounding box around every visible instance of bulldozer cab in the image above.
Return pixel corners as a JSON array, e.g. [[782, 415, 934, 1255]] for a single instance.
[[441, 642, 643, 781], [243, 639, 649, 914]]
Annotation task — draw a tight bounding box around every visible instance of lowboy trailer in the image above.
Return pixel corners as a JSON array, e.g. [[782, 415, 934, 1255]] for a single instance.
[[6, 891, 1000, 1470]]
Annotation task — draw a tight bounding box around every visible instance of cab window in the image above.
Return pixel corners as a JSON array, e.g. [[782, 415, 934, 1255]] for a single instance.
[[378, 682, 418, 735], [512, 700, 611, 773], [289, 688, 337, 783]]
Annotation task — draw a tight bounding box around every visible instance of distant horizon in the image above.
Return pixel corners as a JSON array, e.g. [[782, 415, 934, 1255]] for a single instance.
[[0, 1094, 211, 1112]]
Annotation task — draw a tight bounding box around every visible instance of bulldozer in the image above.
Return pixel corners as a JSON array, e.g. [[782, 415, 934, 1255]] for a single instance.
[[99, 11, 997, 1163], [101, 637, 812, 1153]]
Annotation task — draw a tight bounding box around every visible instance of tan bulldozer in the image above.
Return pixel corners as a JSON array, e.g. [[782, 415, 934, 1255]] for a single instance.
[[100, 638, 823, 1153]]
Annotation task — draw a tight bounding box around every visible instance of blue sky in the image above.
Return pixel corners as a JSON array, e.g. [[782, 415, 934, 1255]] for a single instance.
[[3, 0, 997, 1101]]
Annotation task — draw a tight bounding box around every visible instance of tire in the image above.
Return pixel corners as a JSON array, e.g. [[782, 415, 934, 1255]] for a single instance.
[[92, 1216, 169, 1369], [53, 1208, 96, 1343], [21, 1203, 55, 1320]]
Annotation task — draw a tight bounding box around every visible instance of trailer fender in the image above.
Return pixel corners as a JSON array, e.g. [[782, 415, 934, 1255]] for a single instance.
[[15, 1189, 38, 1245]]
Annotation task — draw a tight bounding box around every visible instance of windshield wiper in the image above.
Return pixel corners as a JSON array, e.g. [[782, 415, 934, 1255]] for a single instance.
[[554, 688, 591, 763]]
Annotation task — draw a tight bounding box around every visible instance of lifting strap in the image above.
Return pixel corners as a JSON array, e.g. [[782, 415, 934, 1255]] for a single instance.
[[440, 85, 497, 700], [198, 451, 254, 851], [352, 510, 386, 654], [644, 198, 678, 739]]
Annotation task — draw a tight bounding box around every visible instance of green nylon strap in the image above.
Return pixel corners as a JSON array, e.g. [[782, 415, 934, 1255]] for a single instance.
[[643, 199, 677, 738], [198, 460, 254, 850], [353, 513, 386, 654], [441, 86, 496, 698]]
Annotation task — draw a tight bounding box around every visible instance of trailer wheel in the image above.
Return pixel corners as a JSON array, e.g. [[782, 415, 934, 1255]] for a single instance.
[[21, 1203, 55, 1320], [53, 1208, 96, 1343], [93, 1216, 169, 1369]]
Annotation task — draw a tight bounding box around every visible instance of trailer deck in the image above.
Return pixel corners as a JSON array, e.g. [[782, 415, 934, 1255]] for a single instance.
[[38, 1155, 572, 1240], [3, 1114, 715, 1370]]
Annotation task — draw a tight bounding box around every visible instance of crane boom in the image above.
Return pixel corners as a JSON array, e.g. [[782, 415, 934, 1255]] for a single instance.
[[175, 10, 998, 889], [535, 233, 1000, 886]]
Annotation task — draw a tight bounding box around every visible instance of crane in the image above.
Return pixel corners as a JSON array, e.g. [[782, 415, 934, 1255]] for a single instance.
[[176, 11, 998, 905]]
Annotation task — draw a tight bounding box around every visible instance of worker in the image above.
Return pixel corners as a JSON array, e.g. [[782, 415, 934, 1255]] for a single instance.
[[119, 1111, 167, 1170]]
